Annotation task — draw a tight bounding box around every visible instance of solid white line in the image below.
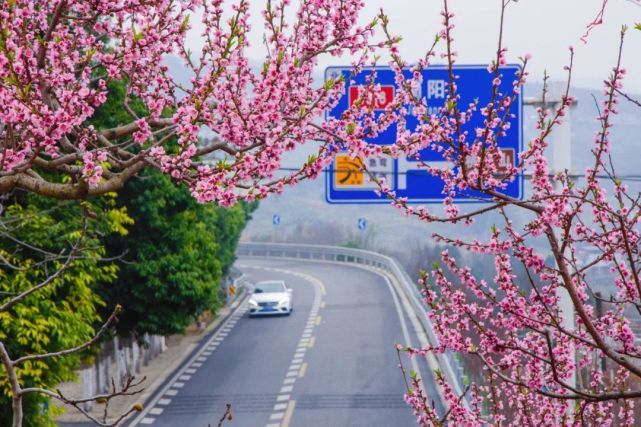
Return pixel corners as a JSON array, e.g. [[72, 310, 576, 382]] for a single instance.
[[380, 274, 424, 390]]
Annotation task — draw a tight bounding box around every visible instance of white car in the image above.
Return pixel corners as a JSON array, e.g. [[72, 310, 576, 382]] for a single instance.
[[248, 280, 293, 316]]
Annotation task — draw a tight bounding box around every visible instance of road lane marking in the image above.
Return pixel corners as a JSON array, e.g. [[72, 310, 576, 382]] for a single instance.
[[185, 368, 196, 374], [157, 398, 171, 405], [298, 363, 308, 378], [129, 290, 251, 426], [281, 400, 296, 427], [239, 264, 323, 427], [149, 407, 164, 415], [270, 413, 284, 421], [320, 301, 326, 308], [375, 271, 436, 401]]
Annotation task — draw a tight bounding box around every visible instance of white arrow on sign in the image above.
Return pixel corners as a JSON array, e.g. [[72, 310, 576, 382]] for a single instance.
[[358, 218, 366, 230]]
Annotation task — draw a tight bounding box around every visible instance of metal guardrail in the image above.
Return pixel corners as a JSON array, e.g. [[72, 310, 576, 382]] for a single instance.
[[237, 241, 465, 402]]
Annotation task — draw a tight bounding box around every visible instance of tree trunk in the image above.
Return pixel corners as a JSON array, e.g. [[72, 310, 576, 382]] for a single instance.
[[12, 393, 22, 427]]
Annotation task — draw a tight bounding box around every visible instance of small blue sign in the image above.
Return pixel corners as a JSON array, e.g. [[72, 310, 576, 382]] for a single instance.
[[272, 214, 281, 226], [325, 65, 523, 204], [358, 218, 367, 230]]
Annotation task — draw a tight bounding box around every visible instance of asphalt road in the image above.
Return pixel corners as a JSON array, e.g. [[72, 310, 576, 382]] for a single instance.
[[128, 257, 442, 427]]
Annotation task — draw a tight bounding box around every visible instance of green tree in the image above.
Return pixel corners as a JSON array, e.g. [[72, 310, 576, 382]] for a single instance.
[[0, 195, 132, 427], [100, 169, 255, 337]]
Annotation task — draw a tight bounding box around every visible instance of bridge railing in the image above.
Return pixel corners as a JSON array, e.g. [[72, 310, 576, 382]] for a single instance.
[[237, 241, 466, 403]]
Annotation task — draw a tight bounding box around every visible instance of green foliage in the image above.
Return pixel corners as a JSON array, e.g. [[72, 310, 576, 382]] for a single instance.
[[90, 78, 257, 337], [341, 240, 360, 249], [0, 195, 132, 427], [100, 169, 255, 337]]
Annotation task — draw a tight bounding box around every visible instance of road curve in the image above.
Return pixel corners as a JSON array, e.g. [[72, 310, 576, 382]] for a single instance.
[[128, 257, 442, 427]]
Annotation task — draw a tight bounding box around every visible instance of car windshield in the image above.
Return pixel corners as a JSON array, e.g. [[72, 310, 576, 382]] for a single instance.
[[254, 282, 286, 293]]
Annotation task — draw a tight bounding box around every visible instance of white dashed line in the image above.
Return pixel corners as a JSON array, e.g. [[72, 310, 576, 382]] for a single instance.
[[240, 265, 324, 427], [130, 293, 250, 426]]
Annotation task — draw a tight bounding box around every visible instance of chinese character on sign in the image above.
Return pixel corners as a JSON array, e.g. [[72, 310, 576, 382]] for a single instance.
[[427, 80, 446, 99]]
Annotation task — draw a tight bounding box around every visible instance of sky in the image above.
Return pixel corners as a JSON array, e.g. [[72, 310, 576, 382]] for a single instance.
[[186, 0, 641, 93]]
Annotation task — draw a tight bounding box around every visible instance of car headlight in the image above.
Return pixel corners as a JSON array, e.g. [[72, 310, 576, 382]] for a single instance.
[[278, 299, 289, 306], [249, 299, 259, 307]]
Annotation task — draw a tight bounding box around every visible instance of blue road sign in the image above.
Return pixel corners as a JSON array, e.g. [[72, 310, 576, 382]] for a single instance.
[[358, 218, 366, 230], [272, 214, 281, 226], [324, 65, 523, 204]]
